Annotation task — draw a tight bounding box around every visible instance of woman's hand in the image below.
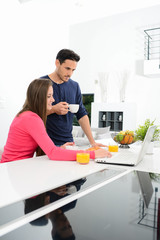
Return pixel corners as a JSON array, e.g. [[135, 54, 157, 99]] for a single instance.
[[94, 148, 112, 158], [60, 142, 75, 149]]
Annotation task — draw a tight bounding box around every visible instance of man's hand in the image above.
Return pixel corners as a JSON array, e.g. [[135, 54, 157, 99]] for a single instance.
[[49, 102, 69, 115], [91, 142, 108, 148], [60, 142, 75, 149], [51, 185, 67, 196]]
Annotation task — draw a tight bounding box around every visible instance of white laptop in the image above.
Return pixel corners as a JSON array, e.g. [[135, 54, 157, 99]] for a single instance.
[[95, 125, 156, 166]]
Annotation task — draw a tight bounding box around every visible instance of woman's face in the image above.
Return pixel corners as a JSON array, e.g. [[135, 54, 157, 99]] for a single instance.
[[47, 86, 54, 111]]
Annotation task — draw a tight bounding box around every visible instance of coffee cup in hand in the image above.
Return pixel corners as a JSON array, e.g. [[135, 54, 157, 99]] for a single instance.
[[68, 104, 79, 113]]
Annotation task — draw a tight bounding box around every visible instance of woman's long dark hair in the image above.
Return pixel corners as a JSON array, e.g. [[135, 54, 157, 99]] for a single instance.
[[18, 78, 52, 156], [24, 193, 48, 226]]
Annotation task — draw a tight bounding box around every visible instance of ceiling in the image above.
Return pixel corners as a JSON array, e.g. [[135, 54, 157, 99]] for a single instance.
[[18, 0, 160, 23]]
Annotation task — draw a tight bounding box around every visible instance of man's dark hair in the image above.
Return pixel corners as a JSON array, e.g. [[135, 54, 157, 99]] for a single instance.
[[56, 49, 80, 64]]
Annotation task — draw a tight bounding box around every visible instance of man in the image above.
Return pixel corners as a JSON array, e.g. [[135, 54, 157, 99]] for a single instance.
[[41, 49, 104, 147]]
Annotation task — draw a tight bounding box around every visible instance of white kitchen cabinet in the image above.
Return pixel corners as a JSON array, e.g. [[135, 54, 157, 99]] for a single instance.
[[91, 102, 136, 131]]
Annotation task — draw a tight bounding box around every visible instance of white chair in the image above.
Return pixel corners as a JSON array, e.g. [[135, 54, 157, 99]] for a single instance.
[[72, 126, 111, 146]]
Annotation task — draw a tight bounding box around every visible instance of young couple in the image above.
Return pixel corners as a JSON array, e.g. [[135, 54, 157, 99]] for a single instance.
[[1, 49, 111, 163]]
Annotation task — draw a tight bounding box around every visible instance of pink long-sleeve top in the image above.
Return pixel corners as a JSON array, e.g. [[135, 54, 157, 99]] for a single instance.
[[1, 111, 95, 163]]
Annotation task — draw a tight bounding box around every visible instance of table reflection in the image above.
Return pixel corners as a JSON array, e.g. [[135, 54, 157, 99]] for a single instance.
[[22, 171, 160, 240], [1, 170, 160, 240], [24, 179, 86, 240]]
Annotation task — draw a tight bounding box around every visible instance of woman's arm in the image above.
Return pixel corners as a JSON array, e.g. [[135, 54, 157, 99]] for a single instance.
[[25, 113, 95, 161]]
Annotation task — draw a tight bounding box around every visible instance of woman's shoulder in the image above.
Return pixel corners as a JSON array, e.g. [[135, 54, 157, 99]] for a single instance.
[[18, 111, 43, 129], [19, 111, 39, 118], [19, 111, 41, 122]]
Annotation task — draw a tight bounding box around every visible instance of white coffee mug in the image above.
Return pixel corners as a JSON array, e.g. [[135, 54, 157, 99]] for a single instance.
[[68, 104, 79, 113]]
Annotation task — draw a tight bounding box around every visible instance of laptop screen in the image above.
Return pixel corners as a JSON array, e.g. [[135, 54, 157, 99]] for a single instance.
[[136, 171, 153, 208], [136, 125, 156, 164]]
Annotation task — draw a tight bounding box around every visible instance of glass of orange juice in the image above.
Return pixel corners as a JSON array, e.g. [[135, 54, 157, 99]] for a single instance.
[[108, 145, 119, 152], [76, 153, 90, 164]]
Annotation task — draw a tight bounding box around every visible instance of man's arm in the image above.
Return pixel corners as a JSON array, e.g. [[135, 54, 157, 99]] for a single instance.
[[78, 115, 106, 147], [78, 115, 95, 146]]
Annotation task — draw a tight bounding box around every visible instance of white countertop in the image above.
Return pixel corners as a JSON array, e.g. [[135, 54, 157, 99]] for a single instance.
[[0, 156, 113, 208], [0, 142, 160, 237], [0, 141, 160, 209]]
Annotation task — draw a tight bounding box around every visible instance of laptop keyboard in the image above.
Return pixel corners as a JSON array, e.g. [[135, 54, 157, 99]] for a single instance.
[[96, 151, 138, 164]]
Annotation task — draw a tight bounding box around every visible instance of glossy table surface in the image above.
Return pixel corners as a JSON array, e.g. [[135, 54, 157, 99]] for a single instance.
[[0, 141, 160, 209], [1, 170, 160, 240], [0, 139, 160, 238], [0, 155, 114, 208]]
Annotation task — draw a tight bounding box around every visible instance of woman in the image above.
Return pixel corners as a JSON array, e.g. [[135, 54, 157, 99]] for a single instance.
[[1, 79, 111, 162]]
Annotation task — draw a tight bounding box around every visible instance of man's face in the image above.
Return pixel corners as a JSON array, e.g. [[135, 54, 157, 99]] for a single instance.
[[55, 59, 77, 82]]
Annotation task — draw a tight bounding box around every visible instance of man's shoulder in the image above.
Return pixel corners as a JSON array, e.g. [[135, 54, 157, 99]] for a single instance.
[[68, 78, 79, 87], [40, 75, 50, 79]]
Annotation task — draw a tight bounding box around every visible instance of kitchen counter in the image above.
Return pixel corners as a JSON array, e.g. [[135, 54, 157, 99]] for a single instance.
[[1, 143, 160, 209], [0, 142, 160, 237]]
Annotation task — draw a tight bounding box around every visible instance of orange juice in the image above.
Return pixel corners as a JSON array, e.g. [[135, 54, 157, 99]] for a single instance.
[[108, 145, 119, 152], [76, 153, 90, 164]]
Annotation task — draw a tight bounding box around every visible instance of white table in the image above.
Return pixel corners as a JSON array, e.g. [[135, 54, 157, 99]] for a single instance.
[[1, 143, 160, 208], [0, 142, 160, 236]]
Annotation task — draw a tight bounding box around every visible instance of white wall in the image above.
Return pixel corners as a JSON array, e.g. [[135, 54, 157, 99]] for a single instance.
[[69, 5, 160, 129], [1, 2, 160, 147], [0, 0, 69, 146]]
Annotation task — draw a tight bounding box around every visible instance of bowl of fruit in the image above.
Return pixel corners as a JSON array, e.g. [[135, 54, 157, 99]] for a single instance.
[[111, 130, 136, 148]]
